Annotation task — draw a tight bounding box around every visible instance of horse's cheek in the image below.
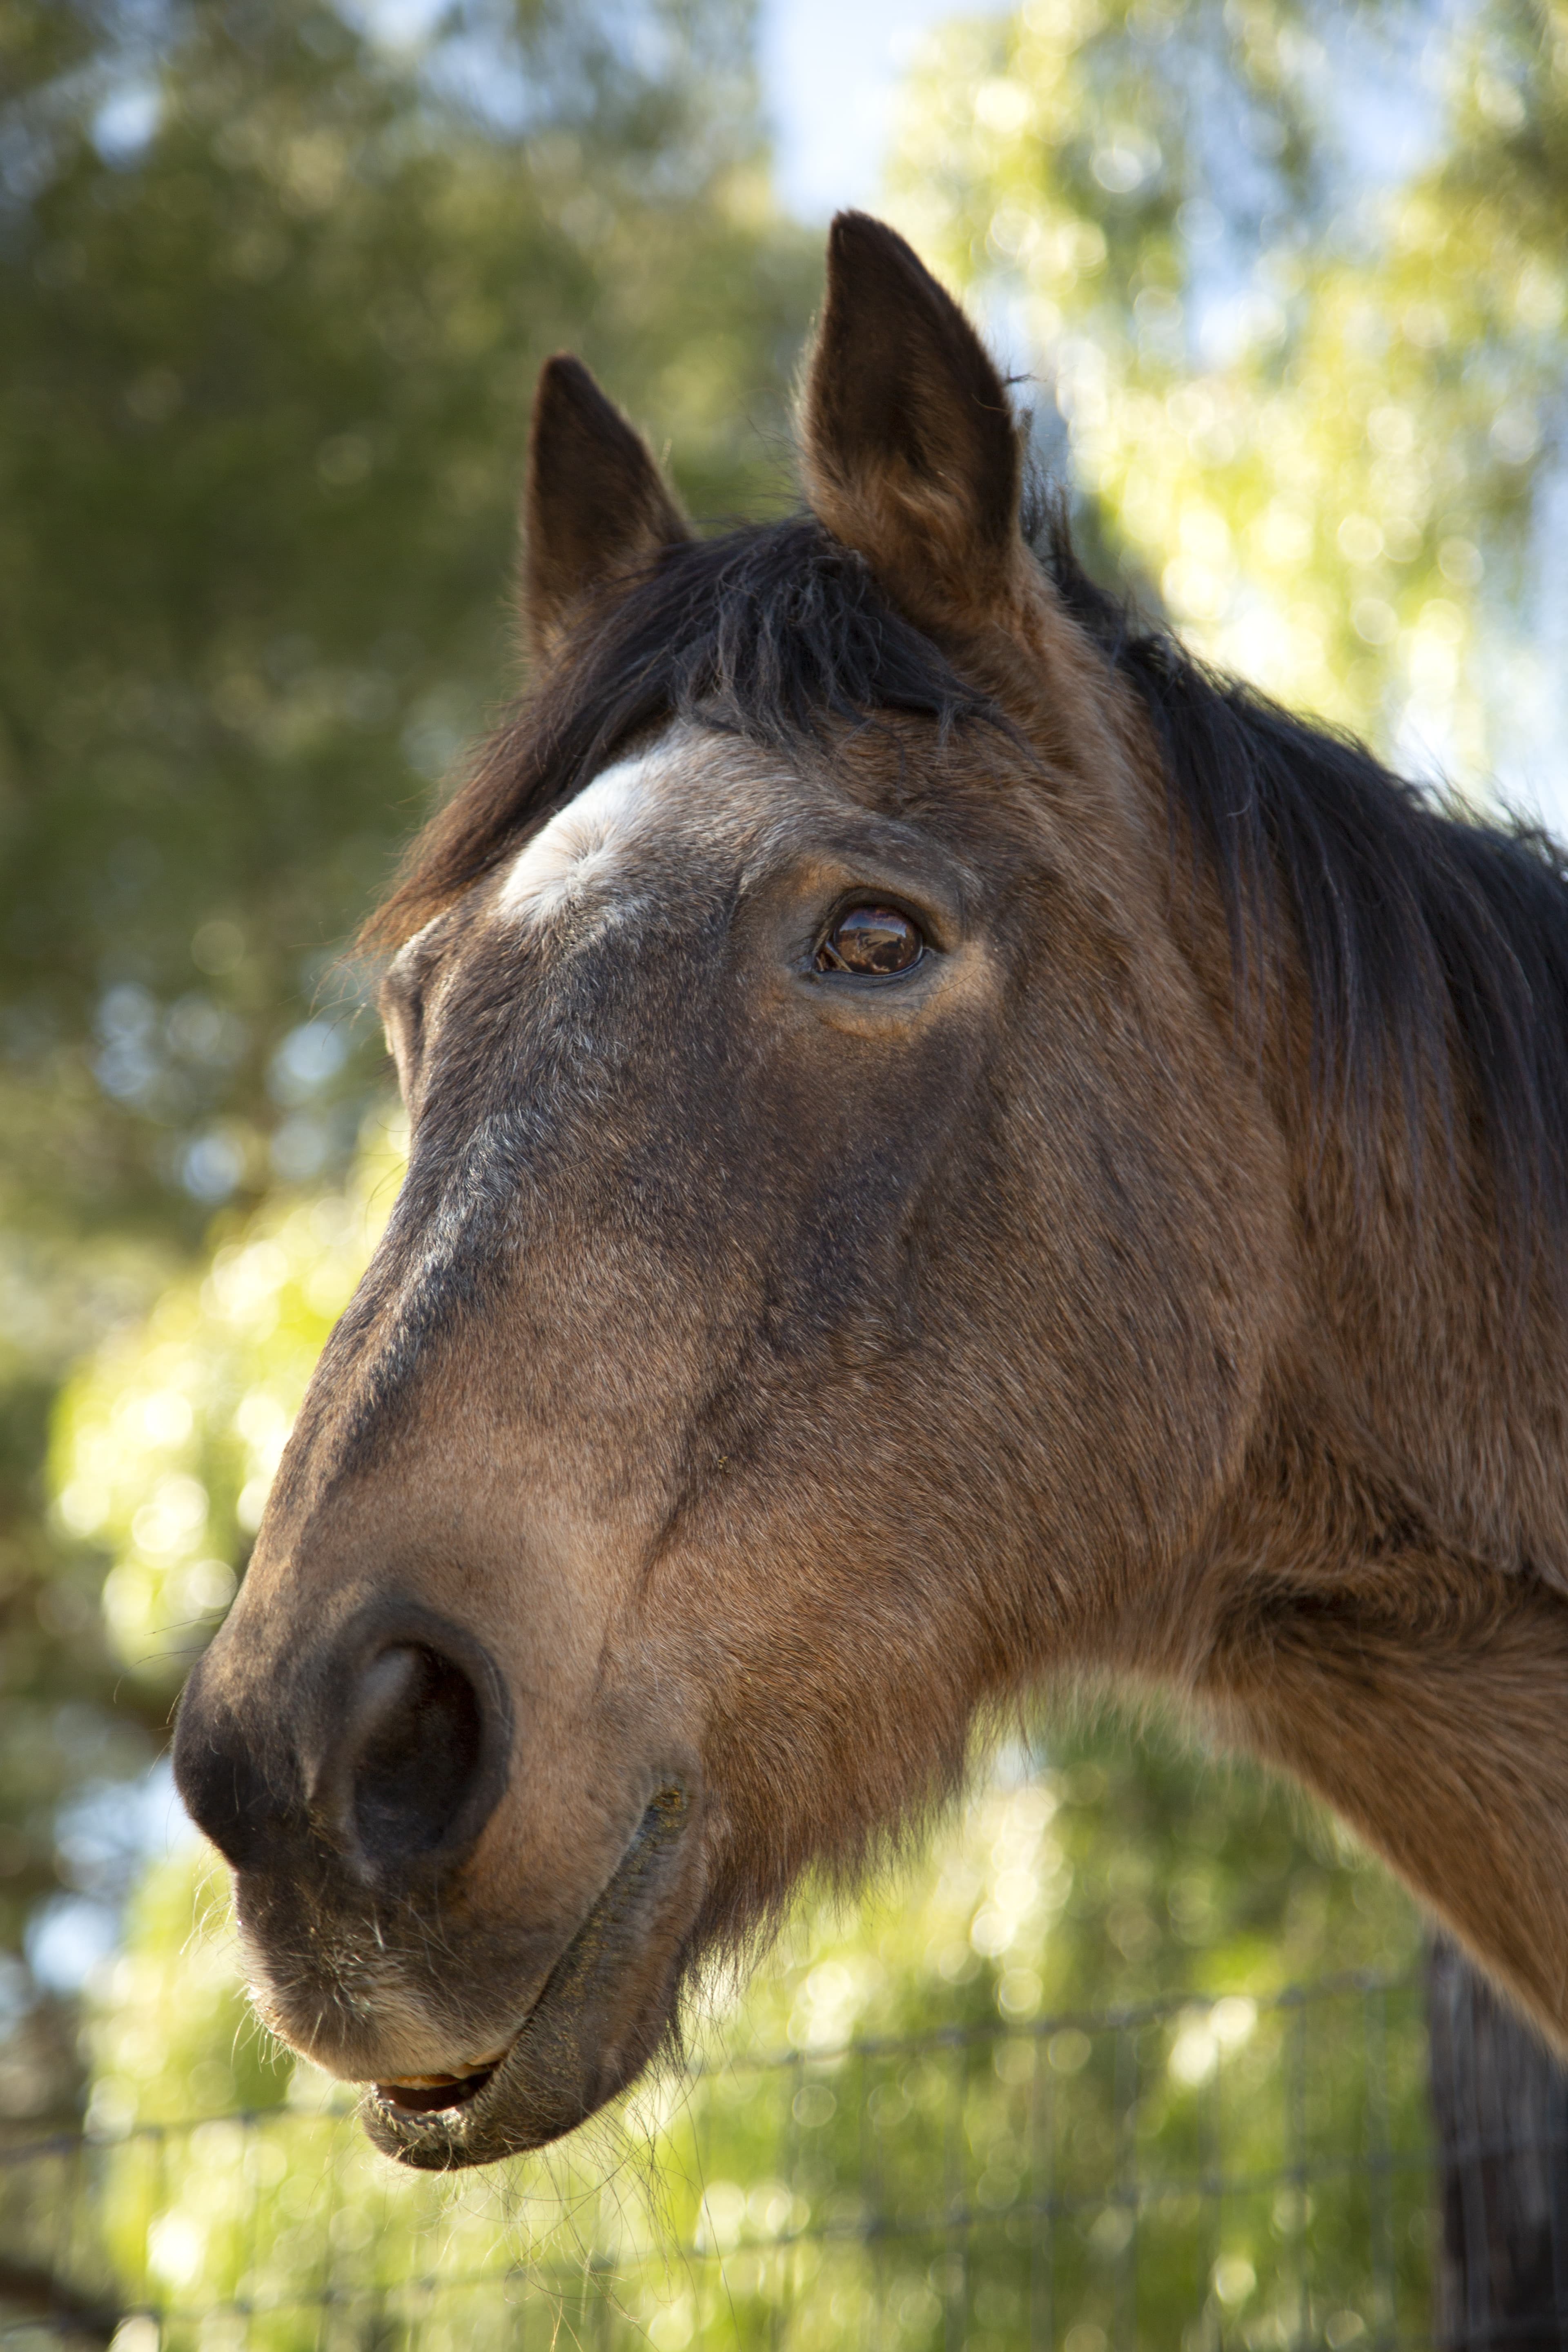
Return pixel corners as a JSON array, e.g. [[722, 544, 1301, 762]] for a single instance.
[[976, 993, 1294, 1621]]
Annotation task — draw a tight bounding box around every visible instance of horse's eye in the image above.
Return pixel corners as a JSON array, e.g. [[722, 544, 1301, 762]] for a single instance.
[[814, 906, 926, 977]]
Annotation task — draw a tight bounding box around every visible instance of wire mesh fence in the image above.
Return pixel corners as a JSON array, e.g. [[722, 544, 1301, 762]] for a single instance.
[[0, 1967, 1472, 2352]]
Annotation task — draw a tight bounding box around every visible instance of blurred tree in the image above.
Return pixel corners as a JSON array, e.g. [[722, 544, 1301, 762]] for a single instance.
[[886, 0, 1566, 792], [53, 1102, 406, 1684], [3, 0, 811, 1222], [0, 0, 815, 2107]]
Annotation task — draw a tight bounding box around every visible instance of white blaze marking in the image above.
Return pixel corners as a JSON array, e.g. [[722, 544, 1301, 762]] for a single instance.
[[495, 736, 680, 927]]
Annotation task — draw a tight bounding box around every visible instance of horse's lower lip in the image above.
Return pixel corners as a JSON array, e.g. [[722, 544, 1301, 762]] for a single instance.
[[361, 1780, 699, 2169]]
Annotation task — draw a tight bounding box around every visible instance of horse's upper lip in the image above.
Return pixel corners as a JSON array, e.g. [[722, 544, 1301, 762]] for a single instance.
[[360, 1779, 700, 2169]]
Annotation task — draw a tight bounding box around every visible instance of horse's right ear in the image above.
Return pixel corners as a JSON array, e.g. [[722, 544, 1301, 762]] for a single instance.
[[800, 213, 1026, 637], [522, 355, 690, 659]]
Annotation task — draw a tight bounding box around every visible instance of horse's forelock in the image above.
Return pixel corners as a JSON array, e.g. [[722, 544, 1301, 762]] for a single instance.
[[361, 518, 1001, 954]]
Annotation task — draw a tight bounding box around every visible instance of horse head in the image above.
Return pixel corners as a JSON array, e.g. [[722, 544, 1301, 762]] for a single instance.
[[173, 214, 1568, 2166]]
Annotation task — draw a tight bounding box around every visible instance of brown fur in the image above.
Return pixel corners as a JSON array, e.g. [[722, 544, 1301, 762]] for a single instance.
[[174, 212, 1568, 2169]]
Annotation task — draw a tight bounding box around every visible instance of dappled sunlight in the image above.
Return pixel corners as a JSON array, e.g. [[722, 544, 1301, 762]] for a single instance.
[[50, 1107, 408, 1679]]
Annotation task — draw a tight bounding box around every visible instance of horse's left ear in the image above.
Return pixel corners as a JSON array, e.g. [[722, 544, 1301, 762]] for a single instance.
[[522, 354, 691, 659], [800, 213, 1025, 634]]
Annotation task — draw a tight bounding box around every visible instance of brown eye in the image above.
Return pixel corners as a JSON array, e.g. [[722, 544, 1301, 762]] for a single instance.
[[814, 905, 925, 977]]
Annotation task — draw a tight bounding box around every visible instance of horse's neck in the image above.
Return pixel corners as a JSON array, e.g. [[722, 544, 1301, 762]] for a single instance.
[[1185, 1078, 1568, 2049]]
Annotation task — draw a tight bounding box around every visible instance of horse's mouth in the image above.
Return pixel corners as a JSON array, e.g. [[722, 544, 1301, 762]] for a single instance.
[[372, 2060, 502, 2115], [360, 1781, 699, 2169]]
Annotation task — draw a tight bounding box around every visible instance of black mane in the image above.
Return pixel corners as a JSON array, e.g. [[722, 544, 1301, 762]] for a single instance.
[[1043, 518, 1568, 1252], [377, 510, 1568, 1253]]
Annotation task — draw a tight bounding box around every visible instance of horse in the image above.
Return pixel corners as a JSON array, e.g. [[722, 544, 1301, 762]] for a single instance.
[[172, 212, 1568, 2173]]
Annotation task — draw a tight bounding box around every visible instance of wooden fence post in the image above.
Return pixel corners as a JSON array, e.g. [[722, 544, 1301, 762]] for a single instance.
[[1427, 1936, 1568, 2347]]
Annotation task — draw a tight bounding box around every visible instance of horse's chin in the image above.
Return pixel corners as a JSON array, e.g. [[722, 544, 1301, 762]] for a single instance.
[[360, 1782, 701, 2170]]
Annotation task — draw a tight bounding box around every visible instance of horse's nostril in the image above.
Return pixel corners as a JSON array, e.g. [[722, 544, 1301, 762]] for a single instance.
[[339, 1641, 492, 1873], [175, 1608, 510, 1887]]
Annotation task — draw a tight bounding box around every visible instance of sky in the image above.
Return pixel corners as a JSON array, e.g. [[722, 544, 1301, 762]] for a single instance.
[[755, 0, 963, 219]]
